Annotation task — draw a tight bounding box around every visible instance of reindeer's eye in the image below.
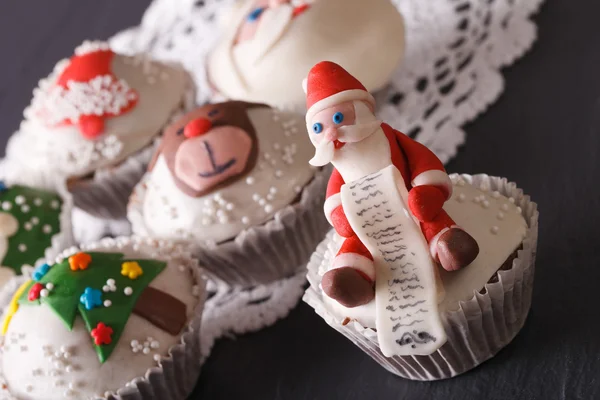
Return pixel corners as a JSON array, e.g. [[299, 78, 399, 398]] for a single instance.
[[208, 109, 219, 117]]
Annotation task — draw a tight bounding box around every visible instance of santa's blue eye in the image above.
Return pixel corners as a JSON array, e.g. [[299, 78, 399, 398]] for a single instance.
[[247, 7, 265, 21], [312, 123, 323, 134], [332, 112, 344, 124]]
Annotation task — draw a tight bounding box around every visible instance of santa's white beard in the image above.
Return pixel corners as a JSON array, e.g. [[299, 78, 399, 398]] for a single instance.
[[308, 121, 382, 167], [309, 140, 334, 167]]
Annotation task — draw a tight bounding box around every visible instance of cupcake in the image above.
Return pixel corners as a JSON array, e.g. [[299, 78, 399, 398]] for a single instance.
[[4, 40, 195, 222], [0, 236, 206, 399], [300, 62, 538, 379], [128, 101, 330, 285], [305, 175, 538, 379], [207, 0, 405, 110], [0, 167, 73, 287]]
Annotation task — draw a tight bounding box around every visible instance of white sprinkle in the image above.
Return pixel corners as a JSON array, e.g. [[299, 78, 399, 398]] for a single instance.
[[497, 212, 505, 220], [51, 200, 60, 209], [43, 225, 52, 234], [54, 360, 64, 369], [154, 354, 161, 362], [46, 283, 54, 290], [241, 216, 250, 225], [104, 300, 112, 307], [131, 340, 139, 347], [246, 177, 255, 185], [482, 200, 490, 208], [143, 347, 150, 355], [294, 186, 302, 193], [21, 205, 30, 213], [65, 365, 73, 373], [266, 194, 274, 201], [107, 279, 115, 286], [225, 203, 234, 211], [24, 222, 33, 231], [111, 285, 117, 292], [269, 187, 278, 194], [15, 195, 26, 205], [40, 289, 49, 298], [124, 287, 133, 296], [275, 170, 283, 178], [151, 340, 159, 349], [457, 193, 466, 202], [502, 204, 509, 211], [264, 153, 271, 159], [63, 351, 71, 359], [34, 198, 43, 206], [18, 244, 27, 252], [258, 199, 266, 206], [102, 285, 110, 292], [264, 205, 274, 213], [1, 201, 11, 211], [31, 217, 39, 225], [491, 226, 499, 235], [132, 346, 139, 353], [252, 194, 260, 202]]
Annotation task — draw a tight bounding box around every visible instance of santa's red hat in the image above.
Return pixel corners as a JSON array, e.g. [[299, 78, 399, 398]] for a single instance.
[[304, 61, 375, 123]]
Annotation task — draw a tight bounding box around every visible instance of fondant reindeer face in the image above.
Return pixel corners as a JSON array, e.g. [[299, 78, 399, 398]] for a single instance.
[[0, 212, 19, 265], [155, 102, 266, 197]]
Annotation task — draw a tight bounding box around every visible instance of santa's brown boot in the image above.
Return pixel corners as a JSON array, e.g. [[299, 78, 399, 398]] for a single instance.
[[436, 228, 479, 271], [321, 267, 375, 308]]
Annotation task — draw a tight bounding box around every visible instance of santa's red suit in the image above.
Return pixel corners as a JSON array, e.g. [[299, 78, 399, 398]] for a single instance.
[[305, 61, 467, 286]]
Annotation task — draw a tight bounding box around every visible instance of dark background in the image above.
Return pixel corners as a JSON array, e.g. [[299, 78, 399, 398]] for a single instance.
[[1, 1, 599, 399]]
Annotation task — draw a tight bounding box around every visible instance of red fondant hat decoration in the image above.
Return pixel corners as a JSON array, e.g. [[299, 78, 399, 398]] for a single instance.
[[304, 61, 376, 123], [35, 41, 139, 140]]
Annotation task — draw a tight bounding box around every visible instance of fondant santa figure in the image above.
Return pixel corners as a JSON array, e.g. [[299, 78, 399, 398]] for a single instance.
[[304, 62, 479, 308]]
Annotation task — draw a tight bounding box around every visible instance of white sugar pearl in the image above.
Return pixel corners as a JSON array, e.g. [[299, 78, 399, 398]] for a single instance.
[[226, 203, 234, 211], [131, 340, 139, 347], [110, 286, 117, 292], [21, 205, 30, 213], [102, 285, 110, 292], [65, 365, 73, 373], [18, 244, 27, 252], [154, 354, 161, 362], [104, 300, 112, 307], [150, 341, 159, 349], [457, 193, 466, 202], [34, 198, 43, 206], [40, 289, 49, 298], [63, 352, 71, 359], [1, 201, 12, 210], [15, 195, 25, 205], [107, 279, 115, 286], [43, 225, 52, 234], [491, 226, 499, 235], [46, 283, 54, 290], [24, 222, 33, 231], [482, 200, 490, 208], [246, 177, 255, 185], [497, 212, 505, 220], [241, 217, 250, 224], [264, 205, 274, 213], [143, 347, 150, 355], [31, 217, 39, 225], [269, 187, 277, 194], [509, 197, 515, 203], [124, 287, 133, 296], [275, 170, 283, 178], [502, 204, 509, 211], [258, 199, 266, 206]]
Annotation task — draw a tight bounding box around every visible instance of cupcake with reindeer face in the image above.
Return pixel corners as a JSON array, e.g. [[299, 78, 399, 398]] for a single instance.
[[129, 101, 330, 285], [5, 40, 195, 224]]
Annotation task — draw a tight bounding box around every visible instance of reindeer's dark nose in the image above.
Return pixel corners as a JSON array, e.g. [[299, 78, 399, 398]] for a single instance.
[[184, 118, 212, 139]]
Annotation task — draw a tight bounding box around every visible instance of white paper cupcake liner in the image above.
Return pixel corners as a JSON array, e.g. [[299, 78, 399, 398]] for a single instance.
[[0, 236, 207, 400], [69, 69, 197, 222], [303, 174, 539, 381], [130, 166, 332, 287], [0, 162, 75, 273]]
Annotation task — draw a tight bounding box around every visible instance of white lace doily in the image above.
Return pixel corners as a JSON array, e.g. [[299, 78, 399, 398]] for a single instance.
[[108, 0, 543, 335]]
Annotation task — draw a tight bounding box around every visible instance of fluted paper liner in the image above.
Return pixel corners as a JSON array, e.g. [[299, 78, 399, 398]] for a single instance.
[[69, 70, 197, 221], [129, 167, 331, 286], [0, 236, 207, 400], [0, 163, 75, 272], [303, 174, 539, 380]]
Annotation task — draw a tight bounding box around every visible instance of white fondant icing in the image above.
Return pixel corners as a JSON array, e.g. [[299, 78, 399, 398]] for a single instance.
[[323, 192, 341, 225], [1, 239, 203, 400], [141, 108, 316, 243], [208, 0, 405, 109], [320, 180, 528, 329], [411, 169, 453, 198], [6, 47, 189, 180]]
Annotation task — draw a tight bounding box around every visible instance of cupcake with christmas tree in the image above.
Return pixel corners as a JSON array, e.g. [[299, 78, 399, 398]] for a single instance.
[[128, 101, 330, 285], [301, 62, 539, 380], [4, 40, 195, 237], [0, 167, 73, 288], [0, 237, 206, 399]]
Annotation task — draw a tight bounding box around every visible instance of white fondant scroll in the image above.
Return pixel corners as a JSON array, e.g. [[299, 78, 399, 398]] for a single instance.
[[340, 165, 446, 356]]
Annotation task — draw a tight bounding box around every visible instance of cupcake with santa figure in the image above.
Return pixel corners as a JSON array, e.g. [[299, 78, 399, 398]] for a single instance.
[[128, 100, 331, 286], [3, 40, 195, 240], [302, 62, 539, 380], [207, 0, 405, 110]]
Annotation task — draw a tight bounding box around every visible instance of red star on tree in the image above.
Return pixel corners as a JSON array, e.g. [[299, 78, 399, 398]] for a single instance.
[[91, 322, 113, 346]]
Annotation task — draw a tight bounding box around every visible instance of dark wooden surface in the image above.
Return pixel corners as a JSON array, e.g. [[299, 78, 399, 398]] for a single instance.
[[1, 1, 599, 399]]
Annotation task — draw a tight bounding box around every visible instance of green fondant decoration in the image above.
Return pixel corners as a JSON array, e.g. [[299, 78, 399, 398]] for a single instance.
[[18, 252, 166, 363], [0, 185, 62, 273]]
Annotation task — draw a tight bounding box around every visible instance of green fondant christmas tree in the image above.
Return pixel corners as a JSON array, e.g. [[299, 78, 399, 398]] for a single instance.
[[18, 252, 167, 363], [0, 182, 63, 273]]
